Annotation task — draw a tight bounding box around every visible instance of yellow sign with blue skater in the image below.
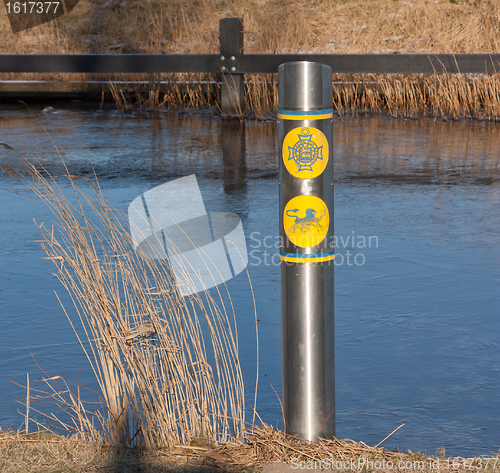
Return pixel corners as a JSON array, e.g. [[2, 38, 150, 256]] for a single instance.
[[283, 126, 329, 179], [283, 195, 332, 259]]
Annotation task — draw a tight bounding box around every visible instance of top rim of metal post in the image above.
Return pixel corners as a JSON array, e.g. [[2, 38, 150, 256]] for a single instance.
[[278, 60, 331, 66], [278, 61, 332, 110]]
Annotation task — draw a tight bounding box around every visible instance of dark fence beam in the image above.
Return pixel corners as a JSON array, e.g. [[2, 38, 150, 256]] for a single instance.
[[232, 54, 500, 74], [3, 53, 500, 75], [0, 54, 221, 73]]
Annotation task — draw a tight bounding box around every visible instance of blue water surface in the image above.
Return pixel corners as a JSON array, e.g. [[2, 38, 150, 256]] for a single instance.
[[0, 103, 499, 456]]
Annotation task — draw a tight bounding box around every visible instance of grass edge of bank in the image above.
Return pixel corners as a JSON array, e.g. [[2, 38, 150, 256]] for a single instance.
[[3, 426, 499, 473]]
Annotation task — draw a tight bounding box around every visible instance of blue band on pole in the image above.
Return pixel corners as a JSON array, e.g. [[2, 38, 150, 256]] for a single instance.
[[278, 108, 334, 120], [278, 108, 334, 115]]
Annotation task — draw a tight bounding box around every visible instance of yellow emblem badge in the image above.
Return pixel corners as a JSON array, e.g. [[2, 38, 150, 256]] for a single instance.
[[283, 195, 329, 248], [283, 126, 329, 179]]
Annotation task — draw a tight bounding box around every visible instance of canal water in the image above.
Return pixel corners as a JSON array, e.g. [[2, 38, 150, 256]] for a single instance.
[[0, 103, 499, 457]]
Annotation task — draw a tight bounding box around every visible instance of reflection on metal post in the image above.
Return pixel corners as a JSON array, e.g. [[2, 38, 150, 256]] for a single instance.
[[279, 62, 335, 441]]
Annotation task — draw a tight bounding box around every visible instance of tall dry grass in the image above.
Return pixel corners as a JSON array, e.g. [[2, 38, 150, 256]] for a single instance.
[[331, 74, 500, 120], [108, 77, 219, 112], [2, 0, 500, 118], [1, 142, 246, 448], [3, 0, 500, 56]]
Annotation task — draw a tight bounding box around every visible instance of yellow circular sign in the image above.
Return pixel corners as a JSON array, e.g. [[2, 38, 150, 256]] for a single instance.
[[283, 195, 329, 248], [283, 126, 329, 179]]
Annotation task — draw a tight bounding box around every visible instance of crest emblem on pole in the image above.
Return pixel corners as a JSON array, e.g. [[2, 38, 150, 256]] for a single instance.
[[289, 127, 323, 172], [282, 126, 329, 178]]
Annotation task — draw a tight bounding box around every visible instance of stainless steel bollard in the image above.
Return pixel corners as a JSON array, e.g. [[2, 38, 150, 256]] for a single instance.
[[279, 61, 335, 441]]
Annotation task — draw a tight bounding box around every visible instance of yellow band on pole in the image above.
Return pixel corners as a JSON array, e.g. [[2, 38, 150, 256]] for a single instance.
[[280, 250, 335, 263], [280, 254, 335, 263], [278, 112, 334, 120]]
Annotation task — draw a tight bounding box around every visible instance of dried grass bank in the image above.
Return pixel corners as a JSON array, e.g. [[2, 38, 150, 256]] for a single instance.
[[2, 426, 499, 473]]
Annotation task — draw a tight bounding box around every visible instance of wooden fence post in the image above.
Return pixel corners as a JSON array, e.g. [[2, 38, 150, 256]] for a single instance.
[[219, 18, 244, 118]]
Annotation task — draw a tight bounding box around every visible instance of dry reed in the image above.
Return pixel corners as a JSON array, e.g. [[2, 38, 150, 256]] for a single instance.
[[106, 73, 500, 121], [1, 142, 246, 448]]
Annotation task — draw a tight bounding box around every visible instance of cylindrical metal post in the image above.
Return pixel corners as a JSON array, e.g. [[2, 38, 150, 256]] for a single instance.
[[279, 62, 334, 441]]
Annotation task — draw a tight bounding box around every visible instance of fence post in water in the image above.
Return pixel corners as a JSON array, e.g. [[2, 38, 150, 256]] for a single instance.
[[222, 120, 247, 194], [219, 18, 244, 118], [279, 61, 335, 441]]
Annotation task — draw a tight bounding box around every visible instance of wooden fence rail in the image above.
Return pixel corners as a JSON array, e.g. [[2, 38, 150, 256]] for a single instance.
[[2, 53, 500, 75], [1, 18, 500, 116]]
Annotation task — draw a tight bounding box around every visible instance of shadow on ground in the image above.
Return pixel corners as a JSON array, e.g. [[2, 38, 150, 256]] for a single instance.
[[109, 446, 237, 473]]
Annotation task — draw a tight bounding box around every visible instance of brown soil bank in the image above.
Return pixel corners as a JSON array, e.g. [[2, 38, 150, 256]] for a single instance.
[[2, 1, 500, 116]]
